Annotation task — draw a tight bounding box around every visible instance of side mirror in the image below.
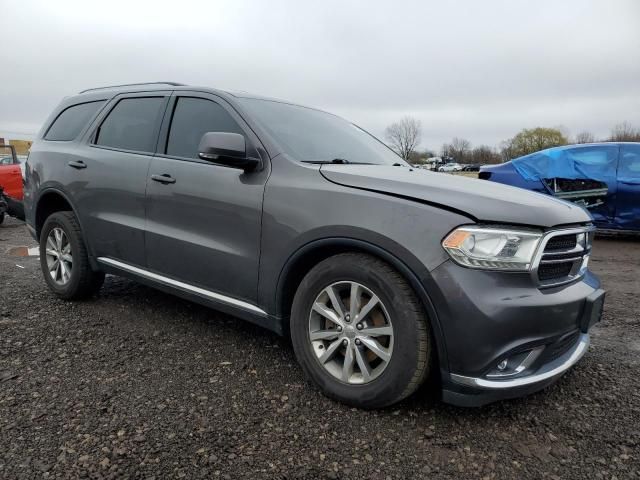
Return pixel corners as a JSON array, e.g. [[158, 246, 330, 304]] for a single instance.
[[197, 132, 260, 172]]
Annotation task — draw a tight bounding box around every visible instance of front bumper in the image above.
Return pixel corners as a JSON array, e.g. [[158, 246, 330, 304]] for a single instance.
[[427, 259, 604, 407]]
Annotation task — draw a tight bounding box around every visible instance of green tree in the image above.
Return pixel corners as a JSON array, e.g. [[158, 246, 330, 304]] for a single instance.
[[501, 127, 568, 159]]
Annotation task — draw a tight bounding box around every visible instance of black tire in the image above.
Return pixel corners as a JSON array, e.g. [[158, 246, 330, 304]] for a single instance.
[[0, 212, 4, 225], [290, 253, 431, 408], [39, 211, 105, 299]]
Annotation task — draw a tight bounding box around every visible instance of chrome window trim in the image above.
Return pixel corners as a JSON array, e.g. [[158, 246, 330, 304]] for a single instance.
[[97, 257, 267, 316], [530, 225, 595, 288]]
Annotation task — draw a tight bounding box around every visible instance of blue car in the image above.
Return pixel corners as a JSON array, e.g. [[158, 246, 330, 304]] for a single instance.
[[480, 143, 640, 232]]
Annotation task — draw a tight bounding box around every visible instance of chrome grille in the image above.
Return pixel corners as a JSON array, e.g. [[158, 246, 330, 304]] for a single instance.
[[532, 226, 594, 288]]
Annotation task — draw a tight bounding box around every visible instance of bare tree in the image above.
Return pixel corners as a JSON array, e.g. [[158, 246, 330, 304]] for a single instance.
[[469, 145, 501, 164], [446, 137, 472, 163], [610, 121, 640, 142], [385, 117, 422, 161], [574, 131, 595, 144]]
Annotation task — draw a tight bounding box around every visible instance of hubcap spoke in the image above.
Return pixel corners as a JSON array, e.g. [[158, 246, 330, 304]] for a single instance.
[[325, 285, 345, 319], [354, 346, 372, 382], [359, 336, 391, 363], [47, 237, 57, 252], [310, 329, 341, 341], [342, 343, 355, 381], [355, 295, 379, 323], [54, 229, 63, 250], [349, 283, 361, 319], [360, 325, 393, 337], [312, 302, 342, 326], [319, 339, 343, 364]]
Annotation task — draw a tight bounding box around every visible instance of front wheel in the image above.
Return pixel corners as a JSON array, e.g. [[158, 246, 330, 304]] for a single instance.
[[39, 211, 105, 299], [290, 253, 431, 408]]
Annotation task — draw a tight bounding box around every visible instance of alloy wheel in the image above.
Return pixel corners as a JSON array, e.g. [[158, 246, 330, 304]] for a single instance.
[[45, 227, 73, 285], [308, 281, 394, 384]]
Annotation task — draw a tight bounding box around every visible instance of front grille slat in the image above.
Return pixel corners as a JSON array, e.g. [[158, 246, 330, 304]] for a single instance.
[[538, 262, 573, 281], [535, 228, 592, 286], [544, 234, 577, 251]]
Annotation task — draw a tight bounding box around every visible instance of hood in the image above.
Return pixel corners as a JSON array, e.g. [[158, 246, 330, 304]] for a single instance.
[[320, 165, 592, 228]]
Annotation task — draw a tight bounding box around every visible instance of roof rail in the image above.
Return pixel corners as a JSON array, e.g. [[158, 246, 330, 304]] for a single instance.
[[78, 82, 186, 94]]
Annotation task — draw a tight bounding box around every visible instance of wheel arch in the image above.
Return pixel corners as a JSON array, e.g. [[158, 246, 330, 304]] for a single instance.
[[34, 188, 79, 240], [275, 237, 450, 376]]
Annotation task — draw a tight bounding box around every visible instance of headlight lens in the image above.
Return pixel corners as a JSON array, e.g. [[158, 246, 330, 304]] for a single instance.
[[442, 226, 543, 271]]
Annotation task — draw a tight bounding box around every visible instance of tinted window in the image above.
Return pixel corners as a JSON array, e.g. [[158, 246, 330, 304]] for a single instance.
[[44, 101, 105, 141], [620, 145, 640, 179], [238, 98, 406, 165], [166, 97, 244, 159], [96, 97, 165, 152]]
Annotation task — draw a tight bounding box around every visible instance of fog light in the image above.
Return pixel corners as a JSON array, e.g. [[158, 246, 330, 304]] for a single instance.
[[497, 359, 508, 371]]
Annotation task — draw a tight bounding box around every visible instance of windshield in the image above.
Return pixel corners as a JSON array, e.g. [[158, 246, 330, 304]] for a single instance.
[[238, 98, 408, 166]]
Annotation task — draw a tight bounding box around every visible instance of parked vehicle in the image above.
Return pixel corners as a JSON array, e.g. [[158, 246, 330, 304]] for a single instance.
[[0, 144, 25, 221], [462, 164, 481, 172], [438, 162, 463, 172], [25, 82, 604, 408], [480, 143, 640, 233]]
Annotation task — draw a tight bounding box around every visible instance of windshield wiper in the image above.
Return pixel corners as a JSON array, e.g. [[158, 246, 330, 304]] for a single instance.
[[302, 158, 374, 165]]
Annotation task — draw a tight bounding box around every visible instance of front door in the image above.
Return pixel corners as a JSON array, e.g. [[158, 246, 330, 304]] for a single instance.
[[616, 144, 640, 231], [144, 93, 268, 304]]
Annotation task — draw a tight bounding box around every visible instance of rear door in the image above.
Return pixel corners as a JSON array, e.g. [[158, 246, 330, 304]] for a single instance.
[[144, 91, 269, 304], [615, 144, 640, 231], [72, 92, 170, 267]]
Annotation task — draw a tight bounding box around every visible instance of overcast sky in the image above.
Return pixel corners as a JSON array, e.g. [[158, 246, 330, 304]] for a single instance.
[[1, 0, 639, 151]]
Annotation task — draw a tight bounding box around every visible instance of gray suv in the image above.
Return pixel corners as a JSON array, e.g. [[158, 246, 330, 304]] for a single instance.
[[24, 82, 605, 408]]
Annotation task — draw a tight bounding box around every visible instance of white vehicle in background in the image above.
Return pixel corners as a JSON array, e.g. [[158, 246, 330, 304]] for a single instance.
[[438, 162, 463, 172], [17, 155, 28, 178]]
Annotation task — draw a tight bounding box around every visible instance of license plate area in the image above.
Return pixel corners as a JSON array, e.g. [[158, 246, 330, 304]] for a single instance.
[[580, 289, 605, 333]]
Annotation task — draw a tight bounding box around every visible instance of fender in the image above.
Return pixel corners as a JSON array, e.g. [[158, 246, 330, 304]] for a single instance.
[[33, 185, 100, 271], [275, 236, 451, 377]]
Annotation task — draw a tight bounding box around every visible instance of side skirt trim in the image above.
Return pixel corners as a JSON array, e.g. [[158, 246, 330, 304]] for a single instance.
[[97, 257, 267, 316]]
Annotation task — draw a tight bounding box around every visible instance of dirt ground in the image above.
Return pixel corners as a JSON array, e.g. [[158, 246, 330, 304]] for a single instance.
[[1, 217, 639, 479]]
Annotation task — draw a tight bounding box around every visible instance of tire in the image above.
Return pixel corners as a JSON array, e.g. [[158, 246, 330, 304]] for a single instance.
[[39, 211, 105, 299], [290, 253, 431, 408], [0, 212, 4, 225]]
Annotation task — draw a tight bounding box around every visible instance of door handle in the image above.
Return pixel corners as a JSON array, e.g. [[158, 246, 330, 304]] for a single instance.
[[68, 160, 87, 169], [151, 174, 176, 184]]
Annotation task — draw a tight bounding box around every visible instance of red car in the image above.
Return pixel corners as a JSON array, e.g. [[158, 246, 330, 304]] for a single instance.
[[0, 145, 24, 224]]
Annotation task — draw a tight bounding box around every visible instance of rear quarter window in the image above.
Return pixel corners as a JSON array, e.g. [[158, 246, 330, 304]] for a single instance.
[[44, 101, 106, 141]]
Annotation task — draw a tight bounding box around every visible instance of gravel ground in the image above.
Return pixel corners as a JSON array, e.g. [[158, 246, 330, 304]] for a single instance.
[[1, 217, 639, 479]]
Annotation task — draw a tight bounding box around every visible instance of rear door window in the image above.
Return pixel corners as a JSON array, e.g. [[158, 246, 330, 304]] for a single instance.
[[44, 101, 106, 141], [95, 97, 166, 153], [165, 97, 244, 159]]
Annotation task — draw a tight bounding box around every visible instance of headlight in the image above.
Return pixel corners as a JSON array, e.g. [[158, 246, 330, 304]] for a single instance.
[[442, 226, 543, 271]]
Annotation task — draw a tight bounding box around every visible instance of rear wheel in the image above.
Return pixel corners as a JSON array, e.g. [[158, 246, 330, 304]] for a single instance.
[[290, 253, 431, 408], [39, 211, 104, 299], [0, 212, 4, 225]]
